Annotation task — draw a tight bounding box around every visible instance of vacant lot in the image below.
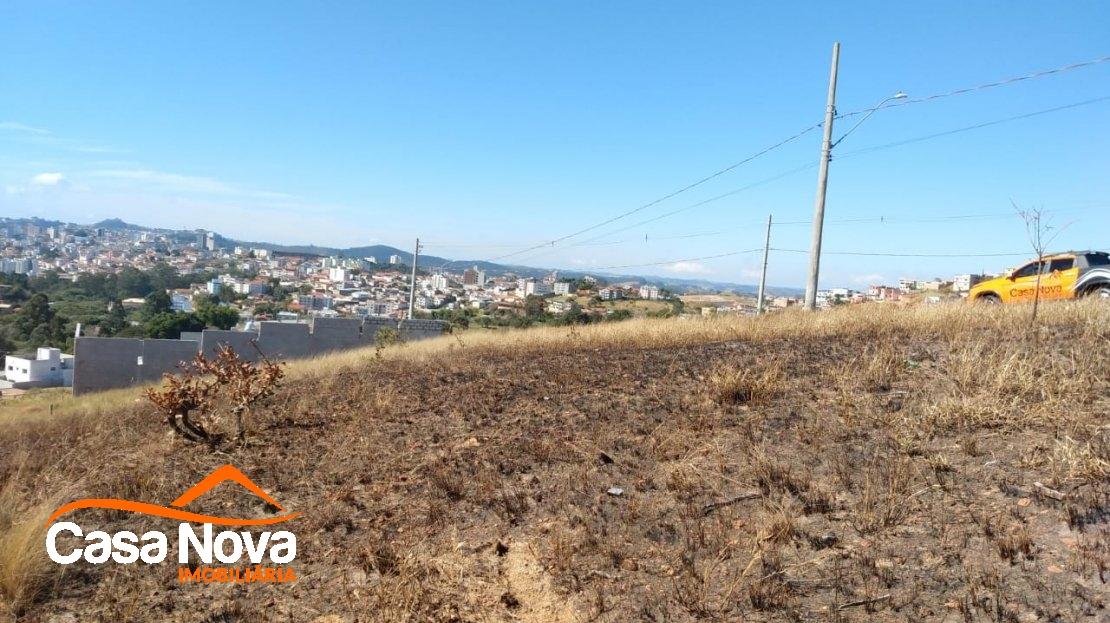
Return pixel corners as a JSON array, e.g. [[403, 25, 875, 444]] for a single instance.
[[1, 303, 1107, 622]]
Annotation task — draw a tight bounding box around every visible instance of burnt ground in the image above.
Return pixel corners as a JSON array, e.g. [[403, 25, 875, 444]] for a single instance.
[[3, 320, 1108, 622]]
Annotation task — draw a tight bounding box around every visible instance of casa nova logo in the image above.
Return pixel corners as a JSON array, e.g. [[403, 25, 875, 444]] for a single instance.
[[45, 464, 300, 584]]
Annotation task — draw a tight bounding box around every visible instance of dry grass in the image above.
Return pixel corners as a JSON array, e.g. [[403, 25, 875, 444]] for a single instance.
[[1, 299, 1108, 620], [0, 483, 59, 619]]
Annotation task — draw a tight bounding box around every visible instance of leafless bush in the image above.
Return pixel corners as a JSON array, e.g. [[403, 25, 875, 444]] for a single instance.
[[145, 345, 284, 446]]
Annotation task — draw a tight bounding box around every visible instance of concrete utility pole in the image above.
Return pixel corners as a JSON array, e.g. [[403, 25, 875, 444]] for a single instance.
[[407, 238, 420, 319], [756, 214, 772, 315], [804, 42, 840, 311]]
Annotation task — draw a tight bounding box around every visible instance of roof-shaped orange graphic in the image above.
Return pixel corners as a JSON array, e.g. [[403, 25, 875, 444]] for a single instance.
[[46, 464, 299, 527]]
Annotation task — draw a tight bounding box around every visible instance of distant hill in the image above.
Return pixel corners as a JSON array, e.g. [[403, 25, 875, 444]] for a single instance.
[[16, 216, 801, 296]]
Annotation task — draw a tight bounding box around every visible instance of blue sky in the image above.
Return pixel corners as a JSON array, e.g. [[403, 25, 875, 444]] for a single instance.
[[2, 1, 1108, 288]]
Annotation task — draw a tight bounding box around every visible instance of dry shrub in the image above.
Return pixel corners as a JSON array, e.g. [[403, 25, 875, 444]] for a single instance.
[[851, 454, 918, 534], [425, 458, 467, 501], [746, 549, 792, 610], [145, 345, 284, 446], [708, 363, 783, 406], [1044, 433, 1109, 487], [996, 524, 1034, 563], [749, 449, 832, 514]]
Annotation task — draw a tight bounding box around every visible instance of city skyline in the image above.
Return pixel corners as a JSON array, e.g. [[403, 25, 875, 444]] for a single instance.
[[2, 2, 1109, 288]]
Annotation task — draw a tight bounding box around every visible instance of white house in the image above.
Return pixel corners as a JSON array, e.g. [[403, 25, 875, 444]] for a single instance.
[[3, 347, 74, 388]]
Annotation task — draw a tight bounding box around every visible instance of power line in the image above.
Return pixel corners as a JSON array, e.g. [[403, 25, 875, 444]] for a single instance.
[[837, 95, 1110, 159], [504, 93, 1110, 264], [772, 248, 1031, 258], [427, 204, 1106, 270], [487, 122, 824, 262], [836, 54, 1110, 119]]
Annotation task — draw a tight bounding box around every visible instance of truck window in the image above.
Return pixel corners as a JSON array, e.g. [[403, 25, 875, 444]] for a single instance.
[[1047, 258, 1074, 272], [1012, 262, 1042, 278], [1084, 253, 1110, 267]]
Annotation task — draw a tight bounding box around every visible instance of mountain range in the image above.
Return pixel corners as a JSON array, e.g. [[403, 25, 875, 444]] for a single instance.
[[45, 217, 802, 296]]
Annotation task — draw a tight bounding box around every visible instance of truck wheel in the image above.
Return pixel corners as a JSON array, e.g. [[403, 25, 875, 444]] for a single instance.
[[977, 293, 1001, 304], [1088, 284, 1110, 299]]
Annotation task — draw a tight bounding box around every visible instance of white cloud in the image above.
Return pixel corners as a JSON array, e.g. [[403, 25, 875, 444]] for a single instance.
[[30, 172, 65, 186], [89, 168, 296, 202], [0, 121, 50, 135], [668, 261, 711, 275]]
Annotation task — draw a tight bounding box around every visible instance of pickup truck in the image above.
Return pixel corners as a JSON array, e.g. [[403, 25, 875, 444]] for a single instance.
[[969, 251, 1110, 304]]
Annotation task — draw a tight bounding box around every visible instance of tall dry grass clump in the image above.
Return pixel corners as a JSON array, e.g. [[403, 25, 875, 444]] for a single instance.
[[0, 484, 60, 617]]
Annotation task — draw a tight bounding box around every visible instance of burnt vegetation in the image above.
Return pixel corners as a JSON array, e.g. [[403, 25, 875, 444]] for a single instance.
[[0, 302, 1107, 621]]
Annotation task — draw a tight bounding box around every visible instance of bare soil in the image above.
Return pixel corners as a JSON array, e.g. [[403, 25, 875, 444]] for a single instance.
[[2, 316, 1107, 622]]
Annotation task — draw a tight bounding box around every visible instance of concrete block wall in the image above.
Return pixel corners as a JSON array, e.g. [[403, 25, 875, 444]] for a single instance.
[[399, 318, 451, 342], [362, 317, 397, 343], [73, 338, 143, 394], [72, 318, 450, 394], [199, 328, 261, 361], [257, 322, 312, 359], [309, 318, 363, 353], [137, 339, 202, 384]]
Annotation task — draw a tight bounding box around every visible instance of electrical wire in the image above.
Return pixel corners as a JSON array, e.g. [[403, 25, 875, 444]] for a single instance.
[[836, 54, 1110, 119], [837, 95, 1110, 159], [487, 122, 824, 262]]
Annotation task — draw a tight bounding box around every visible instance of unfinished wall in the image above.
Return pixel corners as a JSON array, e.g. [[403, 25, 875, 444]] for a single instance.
[[72, 318, 449, 394], [73, 338, 143, 394]]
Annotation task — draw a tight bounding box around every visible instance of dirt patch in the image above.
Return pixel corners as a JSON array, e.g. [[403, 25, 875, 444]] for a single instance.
[[1, 308, 1107, 621]]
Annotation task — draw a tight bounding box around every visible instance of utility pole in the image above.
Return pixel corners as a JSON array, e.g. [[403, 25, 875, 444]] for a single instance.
[[756, 214, 772, 315], [407, 238, 420, 319], [804, 41, 840, 311]]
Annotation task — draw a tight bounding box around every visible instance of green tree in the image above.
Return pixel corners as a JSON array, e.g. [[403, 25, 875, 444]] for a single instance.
[[99, 298, 129, 336], [197, 304, 240, 330], [142, 291, 172, 319], [523, 295, 547, 319], [117, 267, 152, 298], [146, 312, 205, 339], [15, 293, 55, 337]]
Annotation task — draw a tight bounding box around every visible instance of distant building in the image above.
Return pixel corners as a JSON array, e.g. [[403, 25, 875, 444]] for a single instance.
[[233, 281, 269, 296], [328, 267, 348, 283], [520, 279, 552, 297], [898, 278, 916, 292], [639, 285, 661, 300], [206, 279, 222, 295], [547, 300, 573, 313], [598, 287, 623, 300], [953, 274, 987, 293], [0, 257, 36, 275], [431, 273, 449, 291], [553, 281, 576, 295], [204, 231, 217, 252], [298, 294, 333, 311], [463, 266, 484, 286], [170, 291, 194, 312], [3, 347, 74, 389], [389, 254, 401, 265]]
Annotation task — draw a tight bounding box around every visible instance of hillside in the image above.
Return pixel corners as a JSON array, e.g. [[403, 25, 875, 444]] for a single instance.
[[1, 303, 1107, 622]]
